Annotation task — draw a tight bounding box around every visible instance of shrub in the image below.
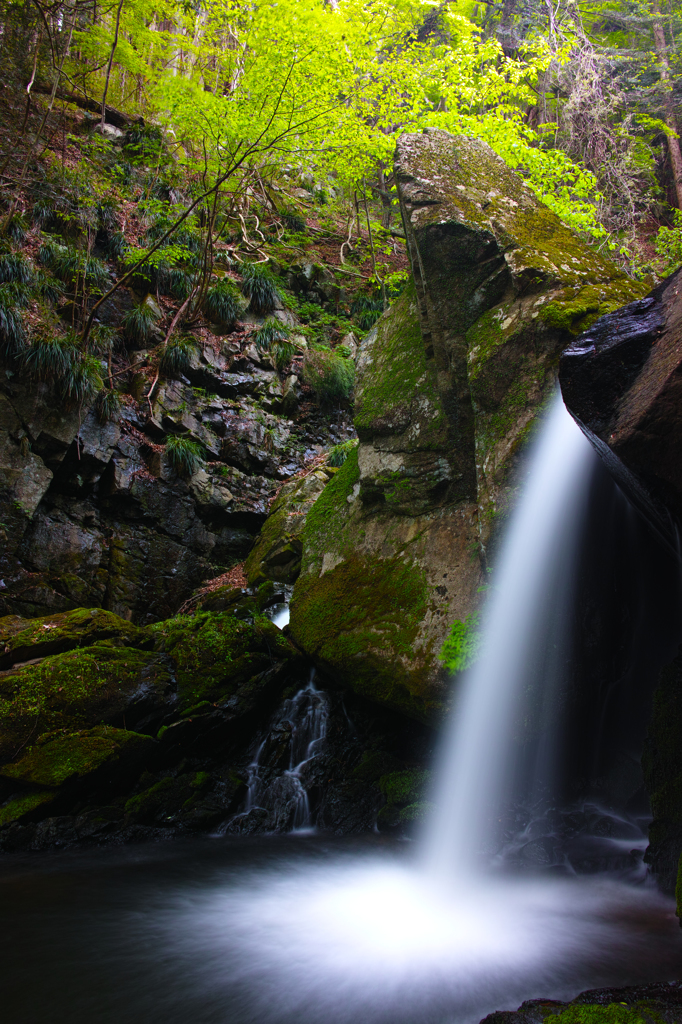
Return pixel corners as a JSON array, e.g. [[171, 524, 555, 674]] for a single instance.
[[31, 199, 53, 226], [303, 349, 355, 406], [281, 208, 306, 232], [97, 198, 119, 232], [328, 438, 358, 467], [95, 387, 121, 424], [164, 434, 204, 477], [0, 285, 27, 356], [272, 339, 296, 370], [38, 240, 109, 290], [23, 333, 80, 379], [438, 612, 482, 674], [33, 271, 63, 305], [106, 230, 128, 259], [88, 323, 117, 354], [63, 353, 104, 407], [0, 253, 33, 285], [122, 303, 159, 346], [241, 262, 281, 314], [204, 281, 241, 327], [351, 294, 383, 331], [254, 317, 289, 354], [160, 334, 198, 375], [3, 212, 28, 244]]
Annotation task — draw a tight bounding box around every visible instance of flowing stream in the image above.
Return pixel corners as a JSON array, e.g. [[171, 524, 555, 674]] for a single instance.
[[2, 395, 682, 1024]]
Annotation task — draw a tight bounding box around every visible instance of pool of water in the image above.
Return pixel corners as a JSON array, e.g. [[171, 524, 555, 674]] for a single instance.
[[1, 834, 681, 1024]]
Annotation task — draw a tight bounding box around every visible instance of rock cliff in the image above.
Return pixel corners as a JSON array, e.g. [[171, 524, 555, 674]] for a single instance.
[[287, 129, 644, 721]]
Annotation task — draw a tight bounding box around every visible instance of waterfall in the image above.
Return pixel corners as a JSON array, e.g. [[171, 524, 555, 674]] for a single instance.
[[228, 671, 329, 833], [423, 395, 597, 875]]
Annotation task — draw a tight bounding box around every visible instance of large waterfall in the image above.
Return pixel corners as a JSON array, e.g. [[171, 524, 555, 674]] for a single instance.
[[424, 397, 596, 875]]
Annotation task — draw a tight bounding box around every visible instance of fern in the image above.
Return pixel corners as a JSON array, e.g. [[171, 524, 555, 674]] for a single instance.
[[438, 612, 482, 674]]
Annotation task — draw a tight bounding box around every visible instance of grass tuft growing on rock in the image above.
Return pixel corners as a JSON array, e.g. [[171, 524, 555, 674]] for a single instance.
[[160, 334, 198, 376], [122, 302, 159, 346], [241, 263, 282, 314], [303, 349, 355, 407], [164, 435, 204, 477], [204, 281, 242, 327]]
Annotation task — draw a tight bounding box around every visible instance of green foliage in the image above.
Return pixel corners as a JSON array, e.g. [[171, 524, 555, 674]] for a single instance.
[[281, 208, 307, 232], [121, 302, 160, 346], [552, 1004, 646, 1024], [272, 339, 296, 370], [241, 263, 282, 315], [164, 434, 204, 477], [438, 612, 482, 674], [351, 294, 383, 331], [3, 212, 27, 244], [254, 317, 289, 354], [38, 239, 110, 290], [303, 349, 355, 407], [0, 252, 33, 285], [0, 284, 27, 356], [655, 212, 682, 276], [160, 334, 199, 376], [95, 387, 121, 424], [204, 280, 242, 327], [23, 334, 103, 406], [328, 437, 359, 467]]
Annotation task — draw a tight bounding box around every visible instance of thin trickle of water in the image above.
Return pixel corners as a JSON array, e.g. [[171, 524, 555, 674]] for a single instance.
[[423, 396, 597, 876], [236, 671, 329, 832]]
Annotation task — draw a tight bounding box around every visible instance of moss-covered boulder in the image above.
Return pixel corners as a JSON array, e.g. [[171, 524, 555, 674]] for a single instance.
[[0, 725, 154, 825], [288, 131, 644, 721], [150, 610, 295, 712], [243, 470, 332, 586], [0, 607, 148, 669], [395, 129, 647, 547]]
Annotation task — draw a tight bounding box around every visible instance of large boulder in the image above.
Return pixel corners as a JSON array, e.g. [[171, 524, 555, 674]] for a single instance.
[[559, 270, 682, 545], [288, 130, 644, 720]]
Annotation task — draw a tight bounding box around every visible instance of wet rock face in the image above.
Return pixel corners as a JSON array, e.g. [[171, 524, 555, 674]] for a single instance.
[[289, 131, 641, 721], [560, 269, 682, 541], [0, 328, 352, 623]]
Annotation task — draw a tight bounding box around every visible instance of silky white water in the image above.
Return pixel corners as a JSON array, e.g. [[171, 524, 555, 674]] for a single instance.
[[31, 394, 676, 1024], [424, 395, 596, 874]]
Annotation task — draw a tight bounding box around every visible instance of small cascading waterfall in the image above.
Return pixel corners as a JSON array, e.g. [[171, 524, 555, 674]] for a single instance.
[[423, 395, 599, 875], [231, 671, 329, 832]]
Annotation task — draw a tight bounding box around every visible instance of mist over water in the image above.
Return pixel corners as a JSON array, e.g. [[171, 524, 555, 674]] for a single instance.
[[3, 395, 682, 1024]]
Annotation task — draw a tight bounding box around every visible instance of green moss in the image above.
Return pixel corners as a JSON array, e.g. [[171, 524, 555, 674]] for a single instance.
[[290, 555, 440, 719], [379, 769, 431, 805], [151, 610, 292, 708], [0, 790, 54, 825], [551, 1005, 647, 1024], [351, 750, 403, 782], [354, 281, 445, 443], [0, 645, 171, 762], [300, 447, 359, 567], [0, 607, 147, 665], [1, 726, 152, 787], [438, 612, 482, 673]]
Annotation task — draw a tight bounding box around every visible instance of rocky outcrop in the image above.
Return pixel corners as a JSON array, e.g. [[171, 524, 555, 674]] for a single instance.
[[288, 130, 644, 721], [0, 596, 432, 850], [0, 313, 353, 624], [559, 269, 682, 547], [478, 982, 682, 1024]]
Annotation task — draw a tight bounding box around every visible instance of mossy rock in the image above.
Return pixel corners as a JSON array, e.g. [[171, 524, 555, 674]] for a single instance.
[[0, 644, 172, 763], [0, 725, 155, 827], [244, 471, 330, 587], [0, 607, 149, 670], [290, 553, 440, 721], [150, 610, 296, 710], [1, 725, 153, 787]]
